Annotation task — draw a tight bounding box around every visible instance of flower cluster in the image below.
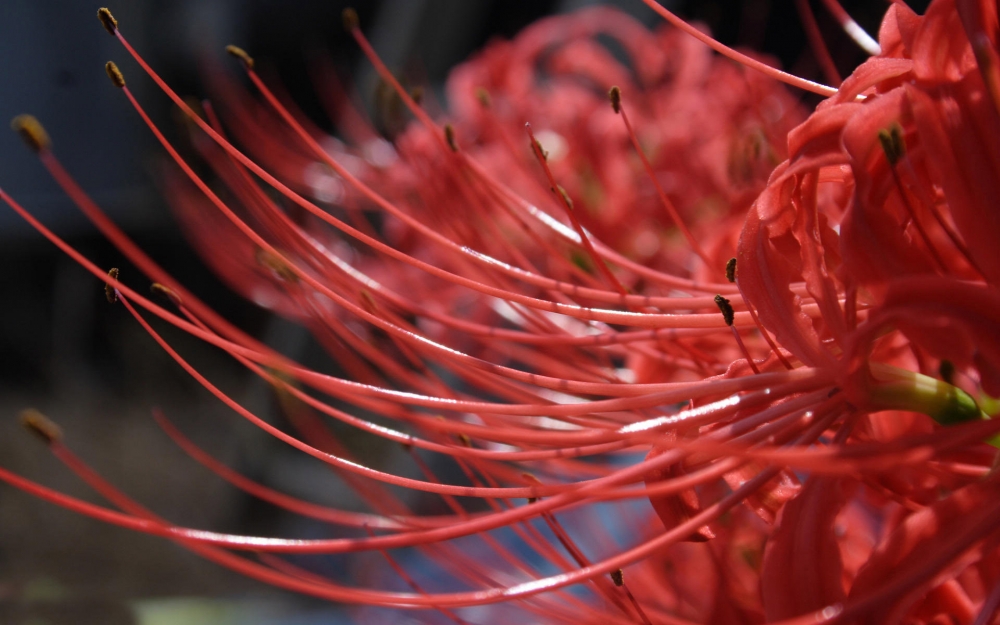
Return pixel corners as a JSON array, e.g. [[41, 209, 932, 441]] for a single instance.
[[3, 0, 1000, 623]]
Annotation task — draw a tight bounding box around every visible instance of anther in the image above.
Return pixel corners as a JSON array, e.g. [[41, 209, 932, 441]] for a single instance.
[[718, 292, 757, 373], [97, 8, 118, 35], [611, 566, 651, 624], [556, 185, 573, 210], [444, 124, 458, 152], [150, 283, 183, 307], [714, 294, 735, 326], [225, 45, 255, 70], [359, 289, 380, 315], [173, 97, 207, 132], [104, 267, 118, 304], [522, 472, 541, 503], [610, 569, 624, 587], [474, 87, 491, 109], [939, 359, 955, 385], [255, 249, 298, 283], [608, 86, 622, 114], [609, 81, 712, 267], [105, 61, 126, 88], [725, 258, 737, 283], [20, 409, 63, 445], [11, 115, 50, 153], [266, 366, 296, 388], [409, 86, 424, 105], [878, 124, 905, 166], [105, 267, 120, 303], [342, 7, 360, 32], [531, 137, 548, 161]]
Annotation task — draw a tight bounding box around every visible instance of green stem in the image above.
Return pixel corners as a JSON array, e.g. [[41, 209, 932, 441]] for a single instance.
[[867, 362, 983, 426]]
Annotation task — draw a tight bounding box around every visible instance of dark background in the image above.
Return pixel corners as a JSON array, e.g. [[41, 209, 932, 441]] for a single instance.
[[0, 1, 889, 623]]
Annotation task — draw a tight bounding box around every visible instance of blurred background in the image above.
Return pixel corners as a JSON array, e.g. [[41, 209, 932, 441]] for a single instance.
[[0, 0, 888, 623]]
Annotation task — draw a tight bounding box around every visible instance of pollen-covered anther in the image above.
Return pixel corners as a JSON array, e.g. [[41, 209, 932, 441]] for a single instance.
[[714, 294, 735, 326], [522, 472, 542, 503], [342, 7, 360, 32], [105, 61, 126, 88], [726, 257, 737, 283], [444, 123, 458, 152], [255, 249, 298, 283], [474, 87, 491, 109], [11, 115, 50, 153], [939, 359, 955, 384], [556, 185, 574, 209], [610, 569, 624, 587], [105, 267, 120, 304], [531, 137, 549, 161], [358, 289, 380, 315], [150, 282, 183, 307], [225, 45, 255, 70], [266, 366, 295, 386], [173, 97, 208, 131], [20, 409, 63, 445], [608, 85, 622, 114], [97, 8, 118, 35], [878, 124, 905, 166]]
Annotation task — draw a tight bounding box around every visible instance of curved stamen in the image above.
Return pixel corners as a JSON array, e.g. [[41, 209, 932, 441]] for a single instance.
[[639, 0, 840, 97]]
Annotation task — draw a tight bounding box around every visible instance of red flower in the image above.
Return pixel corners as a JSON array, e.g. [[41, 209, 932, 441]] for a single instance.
[[2, 1, 1000, 623], [736, 0, 1000, 619]]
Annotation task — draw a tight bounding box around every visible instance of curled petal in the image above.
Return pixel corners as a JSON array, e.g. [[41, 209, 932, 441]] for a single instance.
[[848, 477, 1000, 623], [761, 477, 849, 621]]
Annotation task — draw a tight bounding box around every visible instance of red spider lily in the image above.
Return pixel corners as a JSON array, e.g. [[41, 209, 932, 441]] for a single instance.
[[2, 1, 1000, 623], [733, 0, 1000, 619]]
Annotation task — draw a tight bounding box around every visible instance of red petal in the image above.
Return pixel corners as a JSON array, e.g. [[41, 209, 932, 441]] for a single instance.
[[761, 477, 849, 621]]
